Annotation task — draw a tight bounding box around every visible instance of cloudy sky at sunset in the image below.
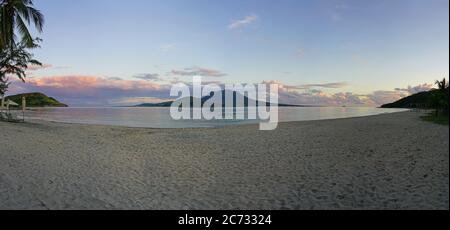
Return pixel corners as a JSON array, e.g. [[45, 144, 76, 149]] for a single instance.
[[8, 0, 449, 106]]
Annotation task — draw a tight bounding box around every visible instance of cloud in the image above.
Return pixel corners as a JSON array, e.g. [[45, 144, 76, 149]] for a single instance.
[[26, 64, 53, 71], [53, 66, 72, 70], [262, 80, 304, 91], [262, 81, 348, 90], [7, 74, 434, 107], [171, 67, 227, 77], [261, 81, 432, 106], [299, 82, 348, 89], [262, 80, 348, 90], [367, 90, 408, 106], [24, 64, 71, 74], [276, 88, 371, 106], [229, 14, 258, 30], [7, 75, 171, 106], [107, 77, 123, 81], [395, 83, 434, 94], [160, 44, 176, 52], [133, 73, 161, 81], [107, 97, 171, 106]]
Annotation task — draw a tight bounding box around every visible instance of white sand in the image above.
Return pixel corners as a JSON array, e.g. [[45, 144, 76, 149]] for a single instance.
[[0, 111, 448, 210]]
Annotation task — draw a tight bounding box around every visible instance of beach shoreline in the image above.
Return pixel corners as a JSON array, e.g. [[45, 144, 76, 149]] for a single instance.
[[20, 107, 410, 130], [1, 111, 448, 210]]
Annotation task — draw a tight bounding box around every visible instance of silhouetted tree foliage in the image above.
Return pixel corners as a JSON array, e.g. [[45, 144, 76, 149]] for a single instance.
[[0, 73, 8, 95], [430, 78, 449, 116], [0, 0, 44, 50], [0, 39, 41, 83], [0, 0, 43, 97]]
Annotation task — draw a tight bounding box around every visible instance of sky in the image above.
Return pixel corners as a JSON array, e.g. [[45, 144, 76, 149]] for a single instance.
[[7, 0, 450, 106]]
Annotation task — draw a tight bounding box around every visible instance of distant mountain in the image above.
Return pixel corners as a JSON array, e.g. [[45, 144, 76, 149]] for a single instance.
[[135, 101, 174, 107], [381, 90, 435, 108], [135, 90, 304, 107], [5, 92, 68, 107]]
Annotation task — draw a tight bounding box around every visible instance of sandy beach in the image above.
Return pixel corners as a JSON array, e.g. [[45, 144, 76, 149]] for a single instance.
[[0, 111, 448, 210]]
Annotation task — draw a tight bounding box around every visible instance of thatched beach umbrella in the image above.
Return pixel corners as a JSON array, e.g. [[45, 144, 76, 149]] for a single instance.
[[7, 100, 18, 106], [6, 99, 18, 110]]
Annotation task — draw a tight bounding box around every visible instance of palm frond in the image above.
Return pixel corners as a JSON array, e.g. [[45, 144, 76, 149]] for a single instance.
[[16, 14, 34, 47], [0, 0, 44, 49]]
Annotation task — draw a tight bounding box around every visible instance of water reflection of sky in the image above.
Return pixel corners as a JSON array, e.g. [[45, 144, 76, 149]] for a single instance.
[[23, 107, 408, 129]]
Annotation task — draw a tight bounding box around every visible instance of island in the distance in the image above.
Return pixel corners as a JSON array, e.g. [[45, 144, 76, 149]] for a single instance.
[[5, 92, 68, 107], [134, 90, 305, 108]]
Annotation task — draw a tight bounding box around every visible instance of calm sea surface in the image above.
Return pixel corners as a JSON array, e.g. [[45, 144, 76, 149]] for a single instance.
[[22, 107, 408, 128]]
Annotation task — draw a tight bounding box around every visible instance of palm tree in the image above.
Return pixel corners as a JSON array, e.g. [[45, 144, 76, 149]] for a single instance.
[[431, 78, 449, 116], [0, 0, 44, 50], [0, 39, 41, 82], [0, 40, 40, 114], [435, 78, 449, 91]]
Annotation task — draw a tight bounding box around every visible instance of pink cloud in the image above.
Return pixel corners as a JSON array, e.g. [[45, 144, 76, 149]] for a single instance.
[[26, 75, 165, 91], [229, 14, 258, 30], [26, 64, 53, 71], [8, 75, 171, 106], [171, 67, 227, 77], [6, 75, 434, 107], [395, 83, 434, 94], [262, 81, 432, 107]]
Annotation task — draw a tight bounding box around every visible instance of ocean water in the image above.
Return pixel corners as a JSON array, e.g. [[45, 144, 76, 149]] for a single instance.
[[22, 107, 408, 128]]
